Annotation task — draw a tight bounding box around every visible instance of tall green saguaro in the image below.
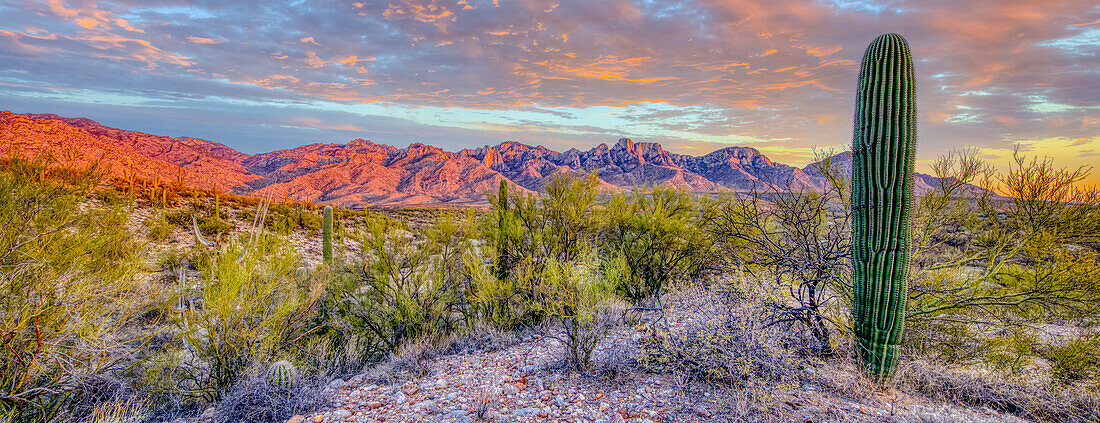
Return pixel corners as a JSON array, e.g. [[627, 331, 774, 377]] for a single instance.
[[322, 205, 334, 264], [851, 33, 917, 379], [495, 179, 511, 281]]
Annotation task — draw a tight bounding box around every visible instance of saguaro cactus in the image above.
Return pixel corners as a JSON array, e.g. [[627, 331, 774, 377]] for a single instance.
[[851, 33, 917, 379], [322, 205, 333, 264], [495, 179, 510, 281]]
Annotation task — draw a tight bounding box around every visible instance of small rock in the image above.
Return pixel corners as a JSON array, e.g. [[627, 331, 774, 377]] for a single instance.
[[330, 409, 351, 419], [443, 409, 468, 418], [555, 395, 568, 408], [200, 407, 216, 419], [286, 415, 305, 423], [694, 405, 713, 418], [413, 400, 434, 410], [312, 415, 324, 423], [328, 378, 345, 390], [608, 413, 625, 423], [513, 407, 542, 417], [456, 417, 473, 423], [392, 392, 408, 405], [368, 402, 383, 410], [599, 402, 610, 412]]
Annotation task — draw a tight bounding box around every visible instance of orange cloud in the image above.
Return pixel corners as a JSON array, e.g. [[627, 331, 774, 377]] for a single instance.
[[187, 36, 219, 44], [761, 49, 778, 57], [774, 66, 796, 72], [763, 79, 838, 92], [304, 51, 326, 68], [383, 1, 455, 23], [44, 0, 142, 33]]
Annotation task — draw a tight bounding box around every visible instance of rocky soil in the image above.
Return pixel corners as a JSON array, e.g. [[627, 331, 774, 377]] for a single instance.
[[276, 329, 1027, 423]]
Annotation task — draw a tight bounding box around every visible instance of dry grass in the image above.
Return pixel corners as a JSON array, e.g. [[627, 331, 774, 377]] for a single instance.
[[892, 359, 1100, 423]]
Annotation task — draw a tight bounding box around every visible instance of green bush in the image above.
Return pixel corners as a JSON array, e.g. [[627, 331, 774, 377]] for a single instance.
[[600, 186, 709, 303], [1047, 335, 1100, 386], [174, 235, 323, 401], [144, 211, 173, 241], [329, 215, 469, 353], [0, 156, 146, 421]]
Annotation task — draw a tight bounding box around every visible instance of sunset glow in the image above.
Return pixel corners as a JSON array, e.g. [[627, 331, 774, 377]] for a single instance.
[[1, 0, 1097, 182]]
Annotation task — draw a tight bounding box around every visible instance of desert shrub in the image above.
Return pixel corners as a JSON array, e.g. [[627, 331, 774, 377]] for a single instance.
[[323, 214, 473, 361], [255, 203, 323, 235], [709, 155, 851, 357], [1047, 335, 1100, 387], [599, 186, 710, 303], [81, 396, 148, 423], [173, 234, 326, 401], [639, 279, 800, 388], [538, 249, 618, 371], [144, 211, 173, 241], [0, 156, 147, 421], [904, 149, 1100, 384], [214, 371, 329, 423], [471, 173, 603, 330], [165, 208, 230, 238]]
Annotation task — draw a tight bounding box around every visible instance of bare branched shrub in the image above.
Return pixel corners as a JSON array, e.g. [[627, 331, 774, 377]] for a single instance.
[[214, 372, 329, 423], [640, 279, 801, 387], [362, 336, 443, 385], [709, 154, 851, 356]]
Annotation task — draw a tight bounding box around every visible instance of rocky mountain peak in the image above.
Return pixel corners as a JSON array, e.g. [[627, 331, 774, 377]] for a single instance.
[[0, 111, 984, 207]]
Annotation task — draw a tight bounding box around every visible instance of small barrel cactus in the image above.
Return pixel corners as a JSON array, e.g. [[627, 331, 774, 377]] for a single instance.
[[295, 266, 309, 283], [322, 205, 333, 263], [268, 360, 296, 390], [851, 33, 918, 380]]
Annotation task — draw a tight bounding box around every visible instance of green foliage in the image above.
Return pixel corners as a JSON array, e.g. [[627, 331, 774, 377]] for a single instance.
[[851, 33, 918, 379], [175, 235, 324, 401], [144, 210, 173, 241], [471, 172, 602, 329], [322, 205, 333, 263], [905, 148, 1100, 388], [537, 248, 617, 370], [1047, 335, 1100, 386], [165, 208, 230, 238], [0, 156, 146, 421], [327, 215, 472, 355], [600, 186, 709, 303]]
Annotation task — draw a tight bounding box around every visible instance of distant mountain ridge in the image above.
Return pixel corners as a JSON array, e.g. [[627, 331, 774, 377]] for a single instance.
[[0, 111, 978, 207]]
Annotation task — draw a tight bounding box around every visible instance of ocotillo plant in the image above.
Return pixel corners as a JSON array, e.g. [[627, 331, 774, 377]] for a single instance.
[[851, 33, 917, 380], [322, 205, 333, 263]]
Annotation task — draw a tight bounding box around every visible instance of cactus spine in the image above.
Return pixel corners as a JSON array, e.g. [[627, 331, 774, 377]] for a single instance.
[[851, 33, 917, 380], [322, 205, 333, 264], [268, 360, 296, 390]]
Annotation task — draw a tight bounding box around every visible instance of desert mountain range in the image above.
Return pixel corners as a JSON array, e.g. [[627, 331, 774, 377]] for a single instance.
[[0, 111, 959, 207]]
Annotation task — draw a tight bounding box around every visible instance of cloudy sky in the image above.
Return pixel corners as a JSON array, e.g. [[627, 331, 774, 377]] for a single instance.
[[1, 0, 1097, 181]]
